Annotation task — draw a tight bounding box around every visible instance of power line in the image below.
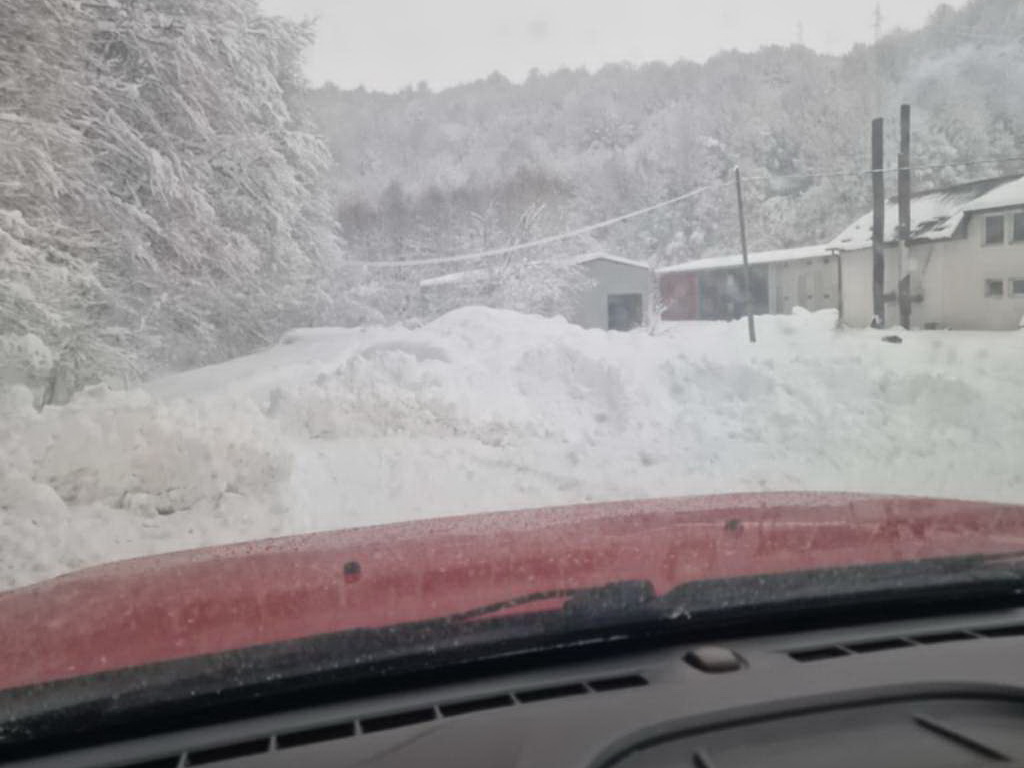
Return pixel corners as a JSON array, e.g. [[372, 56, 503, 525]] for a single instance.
[[744, 167, 867, 182], [901, 155, 1024, 174], [744, 154, 1024, 183], [342, 154, 1024, 270], [342, 183, 727, 269]]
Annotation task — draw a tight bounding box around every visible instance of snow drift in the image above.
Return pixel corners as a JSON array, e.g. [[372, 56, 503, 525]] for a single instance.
[[3, 307, 1024, 591]]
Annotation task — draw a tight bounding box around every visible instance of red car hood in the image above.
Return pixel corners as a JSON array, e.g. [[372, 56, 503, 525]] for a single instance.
[[2, 492, 1024, 692]]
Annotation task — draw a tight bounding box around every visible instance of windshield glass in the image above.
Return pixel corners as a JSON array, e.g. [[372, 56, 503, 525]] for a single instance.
[[2, 0, 1024, 689]]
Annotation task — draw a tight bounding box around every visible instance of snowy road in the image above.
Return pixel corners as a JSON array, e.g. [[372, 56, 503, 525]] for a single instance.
[[3, 307, 1024, 591]]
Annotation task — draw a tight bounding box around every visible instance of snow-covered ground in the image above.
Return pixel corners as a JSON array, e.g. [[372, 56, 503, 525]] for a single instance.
[[3, 307, 1024, 591]]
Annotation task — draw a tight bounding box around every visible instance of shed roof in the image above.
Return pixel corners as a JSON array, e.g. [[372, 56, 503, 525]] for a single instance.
[[420, 252, 649, 289], [657, 244, 833, 275], [829, 174, 1024, 252], [570, 251, 652, 270]]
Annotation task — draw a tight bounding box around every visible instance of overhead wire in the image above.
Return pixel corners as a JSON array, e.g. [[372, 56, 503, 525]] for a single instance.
[[341, 183, 728, 269], [744, 154, 1024, 183], [342, 153, 1024, 270]]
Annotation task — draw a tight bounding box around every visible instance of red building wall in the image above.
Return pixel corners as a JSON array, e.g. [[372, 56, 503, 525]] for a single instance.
[[659, 272, 700, 320]]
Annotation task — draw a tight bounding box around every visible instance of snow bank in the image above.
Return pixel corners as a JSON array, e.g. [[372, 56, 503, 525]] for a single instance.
[[3, 307, 1024, 590]]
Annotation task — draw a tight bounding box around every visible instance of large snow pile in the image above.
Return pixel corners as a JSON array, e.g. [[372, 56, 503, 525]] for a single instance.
[[3, 307, 1024, 591]]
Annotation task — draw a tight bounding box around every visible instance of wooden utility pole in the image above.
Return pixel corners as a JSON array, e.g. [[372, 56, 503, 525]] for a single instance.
[[871, 117, 886, 328], [829, 247, 844, 325], [897, 104, 912, 329], [735, 167, 757, 343]]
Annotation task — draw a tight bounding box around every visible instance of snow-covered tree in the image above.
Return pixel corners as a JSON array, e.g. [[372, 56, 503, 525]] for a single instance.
[[1, 0, 367, 399], [307, 0, 1024, 282]]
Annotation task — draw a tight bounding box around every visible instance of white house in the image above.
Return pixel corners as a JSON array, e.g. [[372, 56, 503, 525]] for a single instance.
[[832, 174, 1024, 330], [658, 174, 1024, 331], [420, 252, 653, 331]]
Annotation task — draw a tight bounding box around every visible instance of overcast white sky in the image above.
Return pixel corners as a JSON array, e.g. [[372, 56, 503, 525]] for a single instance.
[[260, 0, 968, 92]]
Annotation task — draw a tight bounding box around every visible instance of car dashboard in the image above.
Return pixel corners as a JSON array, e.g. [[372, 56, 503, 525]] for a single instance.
[[10, 606, 1024, 768]]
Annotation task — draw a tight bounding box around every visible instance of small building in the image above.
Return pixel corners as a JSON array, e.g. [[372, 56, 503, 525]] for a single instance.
[[419, 252, 653, 331], [571, 253, 653, 330], [658, 245, 838, 321], [831, 174, 1024, 330]]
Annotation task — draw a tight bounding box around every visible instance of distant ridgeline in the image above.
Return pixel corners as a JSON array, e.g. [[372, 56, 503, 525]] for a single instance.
[[308, 0, 1024, 272]]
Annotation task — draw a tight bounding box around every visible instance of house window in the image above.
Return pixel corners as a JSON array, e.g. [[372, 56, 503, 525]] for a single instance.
[[1011, 279, 1024, 297], [1013, 213, 1024, 243], [985, 279, 1005, 298], [985, 215, 1005, 245]]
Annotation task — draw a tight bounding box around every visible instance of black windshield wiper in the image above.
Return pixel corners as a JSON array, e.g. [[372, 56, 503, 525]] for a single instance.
[[445, 580, 657, 622], [5, 556, 1024, 762], [649, 552, 1024, 628], [0, 579, 660, 760], [442, 555, 1024, 628]]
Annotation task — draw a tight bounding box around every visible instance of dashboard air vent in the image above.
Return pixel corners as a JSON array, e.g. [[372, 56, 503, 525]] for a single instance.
[[187, 739, 271, 765], [515, 683, 588, 703], [360, 707, 437, 734], [588, 675, 649, 692], [277, 721, 356, 750], [120, 759, 180, 768], [439, 694, 515, 717], [100, 672, 648, 767], [788, 622, 1024, 662]]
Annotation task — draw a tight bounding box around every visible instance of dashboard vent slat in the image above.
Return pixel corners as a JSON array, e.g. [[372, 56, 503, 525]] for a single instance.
[[84, 672, 648, 766], [515, 683, 588, 703], [118, 758, 181, 768], [186, 738, 270, 765], [789, 646, 851, 662], [588, 674, 649, 692], [789, 621, 1024, 662], [911, 631, 975, 645], [277, 721, 356, 749], [360, 707, 437, 734], [846, 637, 913, 653], [440, 694, 515, 717]]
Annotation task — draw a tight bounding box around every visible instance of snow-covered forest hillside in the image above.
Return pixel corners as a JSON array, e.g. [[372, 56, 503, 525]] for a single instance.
[[3, 0, 1024, 591], [0, 0, 373, 401], [310, 0, 1024, 270], [3, 0, 1024, 395]]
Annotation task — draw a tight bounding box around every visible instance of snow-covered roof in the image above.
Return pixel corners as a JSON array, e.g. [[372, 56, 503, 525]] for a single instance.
[[420, 252, 649, 289], [964, 175, 1024, 213], [657, 244, 834, 275], [569, 251, 651, 270], [419, 268, 488, 289], [829, 174, 1024, 252]]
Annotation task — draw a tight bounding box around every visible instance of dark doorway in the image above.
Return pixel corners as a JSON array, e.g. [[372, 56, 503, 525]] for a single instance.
[[697, 267, 770, 320], [608, 293, 643, 331]]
